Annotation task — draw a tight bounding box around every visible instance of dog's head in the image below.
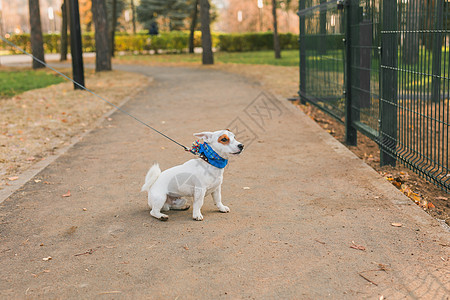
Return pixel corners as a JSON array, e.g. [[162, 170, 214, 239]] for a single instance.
[[193, 130, 244, 159]]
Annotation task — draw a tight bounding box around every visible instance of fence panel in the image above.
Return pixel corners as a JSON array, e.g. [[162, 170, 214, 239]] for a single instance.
[[349, 0, 381, 141], [390, 0, 450, 189], [299, 0, 346, 122], [298, 0, 450, 192]]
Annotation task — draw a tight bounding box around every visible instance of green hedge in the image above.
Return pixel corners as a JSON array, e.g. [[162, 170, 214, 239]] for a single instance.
[[217, 32, 299, 52], [0, 31, 300, 54]]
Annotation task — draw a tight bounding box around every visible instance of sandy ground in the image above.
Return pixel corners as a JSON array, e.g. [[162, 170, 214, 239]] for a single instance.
[[0, 65, 448, 298]]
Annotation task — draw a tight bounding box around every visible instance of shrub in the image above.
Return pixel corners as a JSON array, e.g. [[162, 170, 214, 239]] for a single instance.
[[0, 31, 301, 54], [217, 32, 299, 52]]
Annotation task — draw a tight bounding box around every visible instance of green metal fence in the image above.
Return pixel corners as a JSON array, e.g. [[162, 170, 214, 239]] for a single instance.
[[298, 0, 450, 191]]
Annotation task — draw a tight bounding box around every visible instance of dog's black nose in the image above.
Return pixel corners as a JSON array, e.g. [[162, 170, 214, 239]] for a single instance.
[[238, 144, 244, 150]]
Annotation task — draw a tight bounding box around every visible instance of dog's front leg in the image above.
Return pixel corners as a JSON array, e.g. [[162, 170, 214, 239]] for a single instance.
[[211, 186, 230, 213], [193, 187, 206, 221]]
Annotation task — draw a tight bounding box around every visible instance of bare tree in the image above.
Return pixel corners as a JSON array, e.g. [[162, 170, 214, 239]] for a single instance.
[[60, 0, 69, 61], [189, 0, 199, 54], [110, 0, 117, 57], [402, 0, 421, 64], [28, 0, 46, 69], [130, 0, 136, 34], [272, 0, 281, 59], [200, 0, 213, 64], [92, 0, 112, 71]]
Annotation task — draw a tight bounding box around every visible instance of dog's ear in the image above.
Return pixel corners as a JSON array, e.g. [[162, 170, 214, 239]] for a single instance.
[[193, 132, 214, 143]]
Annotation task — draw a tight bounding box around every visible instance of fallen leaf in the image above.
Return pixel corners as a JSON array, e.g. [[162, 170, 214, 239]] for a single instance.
[[98, 291, 121, 295], [392, 181, 402, 188], [411, 193, 421, 203], [74, 249, 94, 256], [42, 256, 52, 261], [7, 176, 19, 181], [427, 202, 435, 209], [391, 223, 403, 227], [350, 241, 366, 251], [183, 244, 189, 250], [62, 190, 71, 197]]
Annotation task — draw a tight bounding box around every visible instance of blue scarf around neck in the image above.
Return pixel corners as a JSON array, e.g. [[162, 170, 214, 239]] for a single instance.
[[195, 142, 228, 169]]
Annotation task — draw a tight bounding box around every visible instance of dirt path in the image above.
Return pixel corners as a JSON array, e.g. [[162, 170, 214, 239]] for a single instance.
[[0, 65, 449, 299]]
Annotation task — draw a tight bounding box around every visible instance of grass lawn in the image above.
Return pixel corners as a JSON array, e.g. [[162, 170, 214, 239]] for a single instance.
[[118, 50, 300, 67], [0, 68, 65, 98]]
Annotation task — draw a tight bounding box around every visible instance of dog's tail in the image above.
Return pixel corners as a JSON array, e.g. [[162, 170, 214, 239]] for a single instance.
[[141, 163, 161, 193]]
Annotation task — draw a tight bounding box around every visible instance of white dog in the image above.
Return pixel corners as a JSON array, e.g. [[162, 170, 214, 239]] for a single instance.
[[141, 130, 244, 221]]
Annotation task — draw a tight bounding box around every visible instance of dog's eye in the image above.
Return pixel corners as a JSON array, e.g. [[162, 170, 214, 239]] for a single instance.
[[221, 138, 228, 142]]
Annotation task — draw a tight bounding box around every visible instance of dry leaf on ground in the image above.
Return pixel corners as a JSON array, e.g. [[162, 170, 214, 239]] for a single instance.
[[350, 241, 366, 251]]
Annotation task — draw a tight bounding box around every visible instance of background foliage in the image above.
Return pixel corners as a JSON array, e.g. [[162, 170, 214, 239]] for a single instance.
[[1, 32, 300, 54]]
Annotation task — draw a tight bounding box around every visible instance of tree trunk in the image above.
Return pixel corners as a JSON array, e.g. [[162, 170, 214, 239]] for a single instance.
[[402, 0, 421, 64], [92, 0, 111, 71], [60, 0, 68, 61], [110, 0, 117, 57], [272, 0, 281, 59], [189, 0, 199, 54], [130, 0, 136, 34], [200, 0, 213, 64], [28, 0, 46, 69], [318, 0, 326, 55]]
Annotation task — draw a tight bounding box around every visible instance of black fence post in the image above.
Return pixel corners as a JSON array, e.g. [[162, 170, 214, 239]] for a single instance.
[[380, 0, 398, 166], [299, 0, 306, 105], [68, 0, 85, 90], [344, 0, 357, 145]]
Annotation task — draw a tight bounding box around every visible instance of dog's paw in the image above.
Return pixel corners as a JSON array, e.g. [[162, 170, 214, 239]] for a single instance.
[[193, 213, 204, 221], [150, 210, 169, 221], [218, 205, 230, 213]]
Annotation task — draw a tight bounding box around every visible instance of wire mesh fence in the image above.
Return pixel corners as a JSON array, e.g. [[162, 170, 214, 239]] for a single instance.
[[298, 0, 450, 192]]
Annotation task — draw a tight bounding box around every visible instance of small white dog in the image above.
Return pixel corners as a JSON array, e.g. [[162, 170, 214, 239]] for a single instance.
[[141, 130, 244, 221]]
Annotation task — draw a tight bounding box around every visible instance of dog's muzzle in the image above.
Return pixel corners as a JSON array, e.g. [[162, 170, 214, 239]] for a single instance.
[[233, 144, 244, 155]]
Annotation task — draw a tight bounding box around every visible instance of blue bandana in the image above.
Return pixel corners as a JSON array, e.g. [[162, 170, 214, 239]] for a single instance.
[[190, 141, 228, 169]]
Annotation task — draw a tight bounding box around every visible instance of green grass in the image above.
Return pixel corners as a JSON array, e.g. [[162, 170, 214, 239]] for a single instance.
[[0, 69, 65, 98], [118, 50, 300, 67]]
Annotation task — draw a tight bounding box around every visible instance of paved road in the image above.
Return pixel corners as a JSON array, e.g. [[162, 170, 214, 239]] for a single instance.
[[0, 65, 449, 299]]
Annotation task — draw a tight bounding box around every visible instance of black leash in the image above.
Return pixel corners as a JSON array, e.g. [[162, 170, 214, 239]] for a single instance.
[[0, 35, 194, 154]]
